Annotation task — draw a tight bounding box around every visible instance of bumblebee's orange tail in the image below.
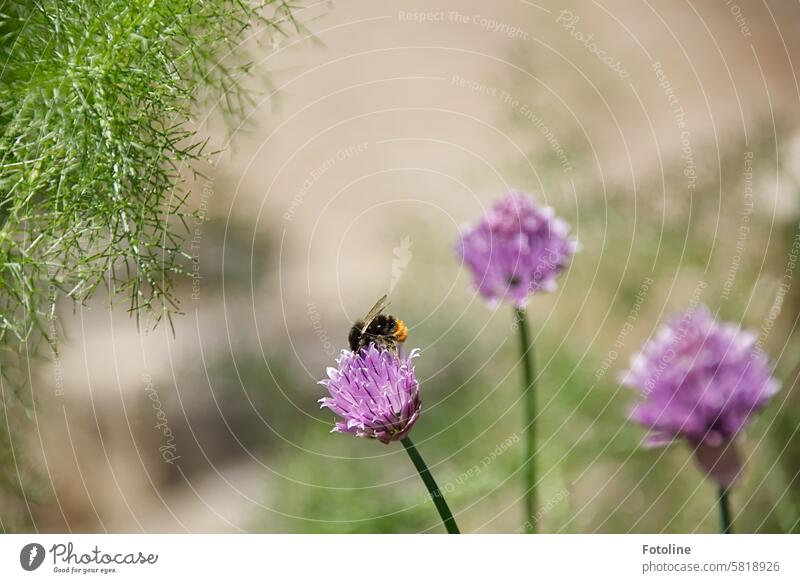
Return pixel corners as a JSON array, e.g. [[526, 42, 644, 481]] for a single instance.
[[393, 319, 408, 342]]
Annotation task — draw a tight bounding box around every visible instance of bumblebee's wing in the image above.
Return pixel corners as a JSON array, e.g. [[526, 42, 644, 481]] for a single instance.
[[360, 294, 389, 334]]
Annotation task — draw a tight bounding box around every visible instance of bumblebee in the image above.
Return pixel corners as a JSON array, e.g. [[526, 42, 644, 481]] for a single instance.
[[348, 294, 408, 356]]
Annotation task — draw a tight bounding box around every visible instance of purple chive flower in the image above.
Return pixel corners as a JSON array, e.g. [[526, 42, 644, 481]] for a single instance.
[[319, 344, 422, 444], [621, 305, 779, 487], [456, 192, 578, 308]]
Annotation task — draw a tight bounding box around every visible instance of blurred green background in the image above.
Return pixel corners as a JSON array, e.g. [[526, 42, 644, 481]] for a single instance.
[[2, 0, 799, 533]]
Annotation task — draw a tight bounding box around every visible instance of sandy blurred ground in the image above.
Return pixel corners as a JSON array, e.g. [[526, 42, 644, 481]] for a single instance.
[[13, 0, 800, 532]]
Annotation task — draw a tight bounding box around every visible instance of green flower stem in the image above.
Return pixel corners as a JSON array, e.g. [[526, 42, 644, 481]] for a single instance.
[[515, 307, 537, 534], [401, 436, 460, 534], [718, 485, 734, 534]]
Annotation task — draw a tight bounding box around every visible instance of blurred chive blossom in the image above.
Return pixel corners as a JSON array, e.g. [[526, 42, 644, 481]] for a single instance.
[[455, 192, 578, 308], [621, 305, 780, 487], [319, 345, 422, 444]]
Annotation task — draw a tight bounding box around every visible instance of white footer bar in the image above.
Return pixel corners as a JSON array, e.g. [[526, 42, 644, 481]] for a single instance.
[[1, 534, 797, 582]]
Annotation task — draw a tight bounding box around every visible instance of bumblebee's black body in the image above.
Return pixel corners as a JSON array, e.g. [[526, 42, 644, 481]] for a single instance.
[[349, 314, 399, 351], [348, 295, 408, 355]]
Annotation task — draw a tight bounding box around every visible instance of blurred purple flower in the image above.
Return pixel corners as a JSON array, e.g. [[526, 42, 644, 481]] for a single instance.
[[621, 305, 779, 487], [319, 344, 422, 444], [456, 192, 578, 308]]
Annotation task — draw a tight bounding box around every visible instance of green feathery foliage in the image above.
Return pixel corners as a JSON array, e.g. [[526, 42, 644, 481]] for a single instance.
[[0, 0, 302, 529], [0, 0, 299, 349]]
